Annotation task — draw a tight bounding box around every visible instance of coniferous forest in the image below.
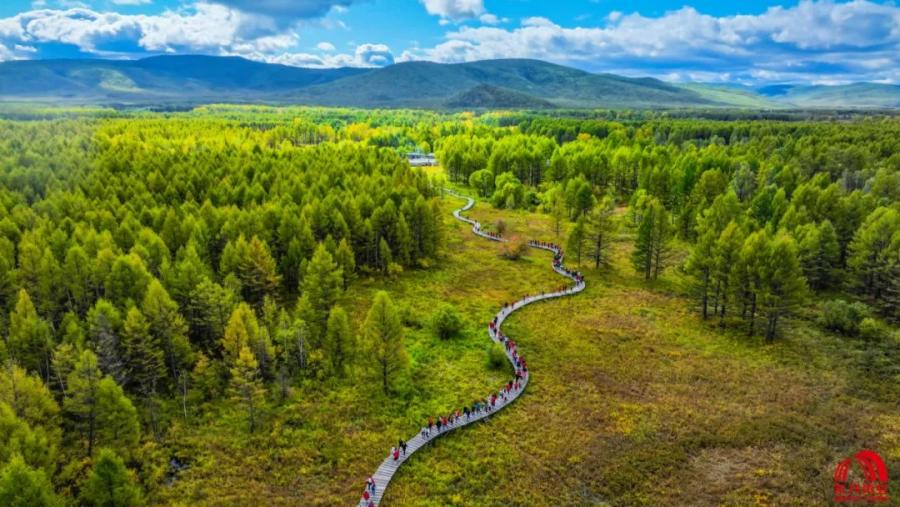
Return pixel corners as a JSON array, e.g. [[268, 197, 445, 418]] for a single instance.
[[0, 105, 897, 505]]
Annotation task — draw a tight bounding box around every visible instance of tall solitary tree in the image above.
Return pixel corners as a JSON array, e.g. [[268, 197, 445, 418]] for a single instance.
[[363, 291, 408, 394], [586, 196, 617, 269], [566, 216, 587, 267]]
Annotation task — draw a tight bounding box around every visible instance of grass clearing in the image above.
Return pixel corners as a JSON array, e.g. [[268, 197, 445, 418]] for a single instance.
[[160, 193, 898, 506]]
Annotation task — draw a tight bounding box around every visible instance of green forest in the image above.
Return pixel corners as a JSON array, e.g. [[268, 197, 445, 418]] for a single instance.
[[0, 105, 897, 505]]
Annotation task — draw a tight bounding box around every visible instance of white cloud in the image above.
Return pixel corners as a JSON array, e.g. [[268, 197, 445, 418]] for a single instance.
[[478, 13, 499, 25], [402, 0, 900, 83], [419, 0, 484, 21], [208, 0, 357, 20], [316, 41, 335, 51], [111, 0, 152, 5], [243, 42, 394, 68]]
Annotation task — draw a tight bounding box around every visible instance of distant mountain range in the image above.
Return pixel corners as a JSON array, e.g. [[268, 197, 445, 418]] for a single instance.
[[0, 55, 897, 110]]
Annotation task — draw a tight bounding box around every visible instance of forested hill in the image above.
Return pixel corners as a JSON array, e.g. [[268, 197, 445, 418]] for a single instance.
[[1, 56, 898, 109], [3, 55, 894, 109]]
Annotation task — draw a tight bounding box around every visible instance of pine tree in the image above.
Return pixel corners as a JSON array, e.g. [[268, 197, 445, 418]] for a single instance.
[[79, 448, 142, 507], [324, 306, 353, 378], [229, 346, 266, 433], [566, 216, 587, 267], [586, 196, 616, 269], [364, 291, 408, 394]]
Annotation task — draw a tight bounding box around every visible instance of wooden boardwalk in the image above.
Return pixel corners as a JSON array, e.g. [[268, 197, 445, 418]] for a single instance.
[[356, 191, 586, 506]]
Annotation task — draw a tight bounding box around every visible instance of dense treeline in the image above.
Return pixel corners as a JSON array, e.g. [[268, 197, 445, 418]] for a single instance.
[[435, 117, 898, 339], [0, 116, 443, 504]]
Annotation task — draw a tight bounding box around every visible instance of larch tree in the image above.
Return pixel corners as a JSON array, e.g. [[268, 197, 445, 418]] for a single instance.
[[7, 289, 53, 382], [78, 448, 142, 507], [0, 455, 60, 507], [324, 305, 353, 378], [363, 291, 408, 394], [566, 216, 587, 267], [586, 195, 617, 269], [757, 232, 807, 342], [229, 345, 266, 433], [631, 198, 672, 280], [298, 244, 343, 345]]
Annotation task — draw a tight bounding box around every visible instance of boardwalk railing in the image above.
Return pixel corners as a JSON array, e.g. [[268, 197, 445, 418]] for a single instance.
[[356, 191, 586, 506]]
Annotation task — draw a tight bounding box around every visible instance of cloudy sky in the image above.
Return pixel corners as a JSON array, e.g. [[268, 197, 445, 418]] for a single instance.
[[0, 0, 897, 84]]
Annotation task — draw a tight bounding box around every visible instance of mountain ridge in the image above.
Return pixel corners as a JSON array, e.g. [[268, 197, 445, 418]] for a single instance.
[[0, 55, 897, 109]]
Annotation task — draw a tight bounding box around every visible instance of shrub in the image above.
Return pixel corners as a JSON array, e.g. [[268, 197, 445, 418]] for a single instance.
[[500, 236, 528, 260], [431, 304, 463, 340], [486, 343, 507, 370], [819, 299, 869, 335], [858, 318, 887, 341]]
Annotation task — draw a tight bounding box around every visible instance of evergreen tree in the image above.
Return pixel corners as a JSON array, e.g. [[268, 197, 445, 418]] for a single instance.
[[229, 346, 266, 433], [79, 448, 142, 507], [363, 291, 408, 394]]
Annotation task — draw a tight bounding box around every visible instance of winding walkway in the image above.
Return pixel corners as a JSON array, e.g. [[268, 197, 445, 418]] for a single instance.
[[357, 191, 586, 506]]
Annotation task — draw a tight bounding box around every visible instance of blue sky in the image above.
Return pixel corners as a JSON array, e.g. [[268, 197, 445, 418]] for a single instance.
[[0, 0, 898, 84]]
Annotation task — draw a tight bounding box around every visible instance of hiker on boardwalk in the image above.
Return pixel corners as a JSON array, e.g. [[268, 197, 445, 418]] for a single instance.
[[399, 439, 407, 456]]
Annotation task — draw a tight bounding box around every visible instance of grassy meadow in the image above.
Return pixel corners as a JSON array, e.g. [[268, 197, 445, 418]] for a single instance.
[[155, 190, 898, 506]]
